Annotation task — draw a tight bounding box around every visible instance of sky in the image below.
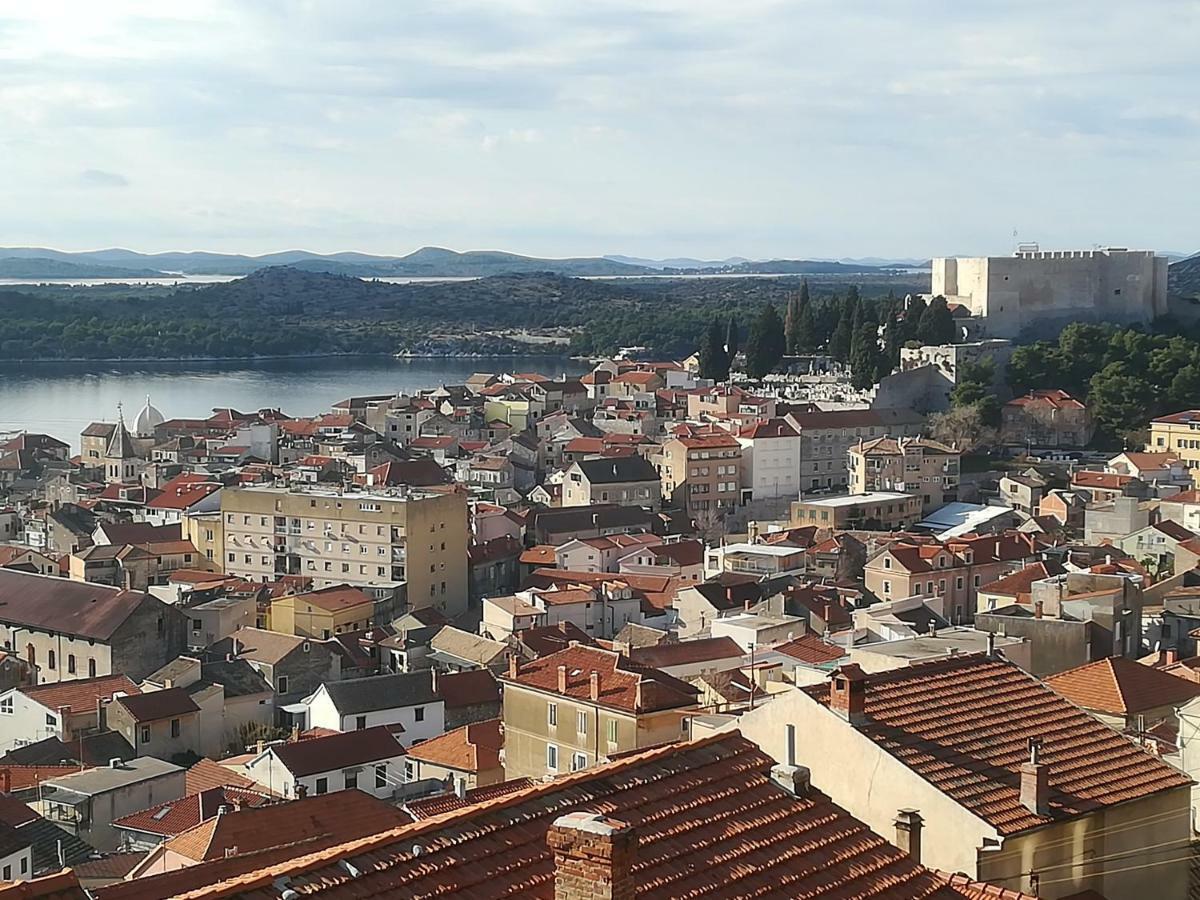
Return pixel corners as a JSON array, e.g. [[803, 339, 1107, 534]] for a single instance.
[[0, 1, 1197, 261]]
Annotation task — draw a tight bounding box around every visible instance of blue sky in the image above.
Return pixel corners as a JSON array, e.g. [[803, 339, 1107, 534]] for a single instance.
[[1, 1, 1197, 259]]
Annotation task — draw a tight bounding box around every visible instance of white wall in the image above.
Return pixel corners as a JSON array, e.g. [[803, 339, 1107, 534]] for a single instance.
[[0, 691, 62, 753], [302, 686, 446, 747], [0, 846, 31, 883]]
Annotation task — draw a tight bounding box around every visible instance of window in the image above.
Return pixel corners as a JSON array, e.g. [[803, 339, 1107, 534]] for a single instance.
[[192, 619, 203, 631], [88, 658, 96, 678], [606, 719, 617, 743], [170, 718, 181, 738], [548, 702, 557, 726], [315, 777, 328, 795], [140, 726, 151, 744], [0, 697, 11, 715], [412, 705, 426, 723], [345, 770, 358, 790], [577, 710, 588, 735], [404, 759, 416, 781], [571, 752, 588, 772], [956, 576, 964, 591], [277, 675, 289, 693], [546, 744, 559, 772], [2, 866, 8, 881], [356, 715, 367, 730], [47, 649, 55, 669], [375, 764, 387, 788]]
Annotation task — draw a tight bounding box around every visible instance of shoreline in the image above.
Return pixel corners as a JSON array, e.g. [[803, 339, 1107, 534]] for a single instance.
[[0, 350, 581, 367]]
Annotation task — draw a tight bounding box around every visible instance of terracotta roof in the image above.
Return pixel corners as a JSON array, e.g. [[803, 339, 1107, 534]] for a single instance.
[[1152, 409, 1200, 425], [1115, 451, 1180, 470], [503, 644, 698, 714], [435, 668, 500, 710], [161, 789, 410, 863], [282, 584, 373, 613], [978, 561, 1066, 601], [516, 621, 598, 657], [112, 687, 200, 723], [72, 851, 146, 881], [739, 418, 799, 439], [629, 636, 743, 669], [774, 633, 848, 665], [1004, 389, 1085, 411], [1154, 520, 1197, 541], [268, 726, 404, 778], [1045, 656, 1200, 715], [404, 778, 536, 820], [145, 473, 221, 510], [804, 655, 1193, 834], [1071, 471, 1133, 490], [185, 758, 257, 794], [163, 731, 996, 900], [405, 719, 502, 773], [0, 766, 82, 792], [0, 870, 88, 899], [20, 674, 139, 714], [0, 570, 154, 641], [519, 544, 558, 566], [112, 786, 271, 837]]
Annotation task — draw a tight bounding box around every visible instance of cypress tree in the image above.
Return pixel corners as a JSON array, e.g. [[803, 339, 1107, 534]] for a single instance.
[[784, 294, 799, 354], [795, 296, 817, 352], [726, 314, 740, 360], [744, 303, 787, 378], [698, 318, 729, 381]]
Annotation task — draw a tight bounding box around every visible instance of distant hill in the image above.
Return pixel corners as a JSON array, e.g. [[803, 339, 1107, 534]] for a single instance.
[[0, 246, 654, 278], [0, 256, 166, 279], [1169, 254, 1200, 299]]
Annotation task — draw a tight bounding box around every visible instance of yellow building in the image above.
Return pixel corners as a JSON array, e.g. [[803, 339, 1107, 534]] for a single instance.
[[184, 510, 224, 570], [219, 484, 469, 616], [270, 584, 375, 639], [499, 644, 698, 780], [847, 436, 959, 513], [1148, 410, 1200, 483]]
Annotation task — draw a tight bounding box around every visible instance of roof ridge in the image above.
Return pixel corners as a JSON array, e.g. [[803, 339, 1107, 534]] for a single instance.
[[173, 731, 744, 899]]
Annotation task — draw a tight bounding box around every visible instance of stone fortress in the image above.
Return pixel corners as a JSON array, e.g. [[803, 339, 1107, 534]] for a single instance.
[[929, 245, 1169, 339]]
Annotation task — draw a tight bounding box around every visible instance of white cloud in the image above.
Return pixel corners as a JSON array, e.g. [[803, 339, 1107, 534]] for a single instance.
[[0, 0, 1196, 257]]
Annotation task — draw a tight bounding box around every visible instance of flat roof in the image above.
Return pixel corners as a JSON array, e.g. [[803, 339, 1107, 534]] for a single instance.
[[854, 628, 1023, 660], [795, 492, 912, 508], [225, 484, 443, 502], [717, 543, 806, 558], [42, 757, 183, 796]]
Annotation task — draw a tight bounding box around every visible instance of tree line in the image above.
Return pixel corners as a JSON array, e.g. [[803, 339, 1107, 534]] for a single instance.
[[698, 280, 959, 385]]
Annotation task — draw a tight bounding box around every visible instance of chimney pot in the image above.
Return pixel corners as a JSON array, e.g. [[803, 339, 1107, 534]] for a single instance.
[[590, 671, 600, 702], [894, 809, 923, 863], [1020, 739, 1050, 816], [1166, 648, 1179, 665], [548, 813, 638, 900], [829, 663, 867, 725], [557, 665, 568, 693], [769, 764, 811, 797]]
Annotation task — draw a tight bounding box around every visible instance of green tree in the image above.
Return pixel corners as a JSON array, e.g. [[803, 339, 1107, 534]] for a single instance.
[[795, 295, 817, 352], [849, 317, 881, 390], [1088, 361, 1155, 444], [698, 318, 729, 381], [744, 303, 787, 378], [829, 293, 856, 363], [784, 294, 799, 354], [726, 314, 740, 360], [915, 295, 956, 345]]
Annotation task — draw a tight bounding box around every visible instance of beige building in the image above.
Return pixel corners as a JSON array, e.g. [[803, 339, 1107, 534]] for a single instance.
[[791, 491, 921, 531], [1001, 390, 1093, 449], [269, 584, 375, 639], [848, 437, 959, 513], [658, 430, 742, 520], [932, 247, 1169, 339], [499, 644, 698, 780], [561, 456, 661, 508], [1148, 410, 1200, 483], [219, 484, 468, 616], [734, 655, 1192, 900], [784, 408, 926, 493]]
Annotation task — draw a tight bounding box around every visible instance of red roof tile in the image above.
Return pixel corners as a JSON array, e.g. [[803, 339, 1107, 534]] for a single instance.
[[503, 644, 698, 713], [628, 636, 743, 669], [185, 758, 257, 794], [20, 674, 140, 714], [1045, 655, 1200, 715], [163, 732, 1001, 899], [405, 719, 502, 773], [774, 633, 848, 665], [805, 655, 1192, 834], [404, 777, 536, 820], [112, 786, 271, 838]]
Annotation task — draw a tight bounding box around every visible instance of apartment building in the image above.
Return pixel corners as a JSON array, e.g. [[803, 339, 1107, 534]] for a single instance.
[[1148, 410, 1200, 483], [219, 485, 468, 616], [499, 644, 698, 779], [658, 429, 742, 520], [847, 437, 960, 513], [784, 408, 926, 492], [791, 492, 922, 531], [561, 456, 661, 507], [1001, 390, 1093, 448]]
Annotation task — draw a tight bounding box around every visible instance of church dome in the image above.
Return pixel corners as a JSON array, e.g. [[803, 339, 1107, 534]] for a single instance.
[[134, 395, 165, 437]]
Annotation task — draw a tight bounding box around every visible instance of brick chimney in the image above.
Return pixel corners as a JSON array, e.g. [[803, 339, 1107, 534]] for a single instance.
[[829, 663, 868, 725], [894, 809, 923, 863], [0, 769, 9, 794], [1020, 739, 1050, 816], [589, 671, 600, 702], [1165, 648, 1179, 665], [548, 812, 637, 900], [557, 665, 568, 693]]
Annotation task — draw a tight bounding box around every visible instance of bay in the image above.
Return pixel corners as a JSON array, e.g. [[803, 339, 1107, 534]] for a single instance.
[[0, 356, 590, 451]]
